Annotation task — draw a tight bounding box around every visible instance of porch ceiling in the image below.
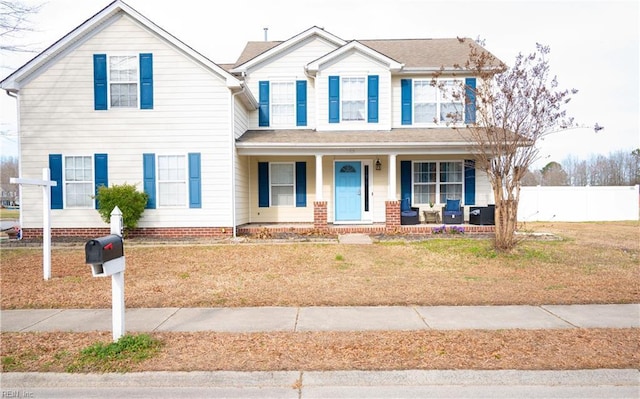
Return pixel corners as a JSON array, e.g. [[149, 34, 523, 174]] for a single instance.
[[236, 128, 478, 155]]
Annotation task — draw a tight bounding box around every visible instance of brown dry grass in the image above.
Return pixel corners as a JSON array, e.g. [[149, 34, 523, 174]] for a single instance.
[[1, 221, 638, 372], [2, 329, 638, 372]]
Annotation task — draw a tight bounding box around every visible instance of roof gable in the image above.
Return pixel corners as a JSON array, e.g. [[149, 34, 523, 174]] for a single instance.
[[306, 40, 404, 74], [1, 0, 243, 91], [231, 26, 346, 72]]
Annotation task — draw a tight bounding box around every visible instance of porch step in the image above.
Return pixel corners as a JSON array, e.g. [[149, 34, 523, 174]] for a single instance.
[[338, 233, 373, 245]]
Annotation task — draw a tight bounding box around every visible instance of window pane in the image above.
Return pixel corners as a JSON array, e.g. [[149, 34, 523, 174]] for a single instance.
[[440, 162, 462, 183], [439, 184, 462, 203], [342, 77, 365, 121], [159, 182, 186, 206], [414, 162, 436, 183], [272, 82, 295, 125], [271, 186, 294, 206], [271, 164, 294, 184], [414, 184, 435, 204], [110, 56, 137, 81], [441, 103, 460, 122]]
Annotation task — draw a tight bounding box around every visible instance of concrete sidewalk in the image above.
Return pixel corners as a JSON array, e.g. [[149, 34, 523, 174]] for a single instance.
[[1, 304, 638, 333]]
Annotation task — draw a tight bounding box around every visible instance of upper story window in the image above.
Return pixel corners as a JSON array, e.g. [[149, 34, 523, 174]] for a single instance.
[[413, 79, 463, 124], [109, 55, 138, 108], [341, 77, 366, 121], [271, 82, 295, 126], [65, 156, 94, 208], [259, 80, 307, 127], [93, 53, 153, 110], [402, 78, 474, 126]]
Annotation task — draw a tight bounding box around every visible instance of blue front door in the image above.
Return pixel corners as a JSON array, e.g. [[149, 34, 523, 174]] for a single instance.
[[335, 161, 362, 221]]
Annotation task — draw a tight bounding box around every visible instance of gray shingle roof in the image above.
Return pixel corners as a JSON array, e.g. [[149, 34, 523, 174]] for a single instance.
[[232, 36, 501, 69]]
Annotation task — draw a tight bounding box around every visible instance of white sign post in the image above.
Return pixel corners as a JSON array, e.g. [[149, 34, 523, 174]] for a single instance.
[[110, 206, 125, 341], [10, 168, 57, 280]]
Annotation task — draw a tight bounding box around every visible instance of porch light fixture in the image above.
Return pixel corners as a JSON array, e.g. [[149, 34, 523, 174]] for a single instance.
[[375, 158, 382, 171]]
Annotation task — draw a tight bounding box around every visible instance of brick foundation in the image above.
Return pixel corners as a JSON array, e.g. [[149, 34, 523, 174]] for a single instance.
[[21, 227, 234, 240]]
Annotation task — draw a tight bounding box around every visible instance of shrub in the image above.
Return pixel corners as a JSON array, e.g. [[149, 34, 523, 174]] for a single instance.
[[95, 184, 148, 230]]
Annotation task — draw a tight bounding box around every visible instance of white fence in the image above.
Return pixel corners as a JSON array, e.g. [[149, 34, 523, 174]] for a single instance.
[[518, 185, 639, 222]]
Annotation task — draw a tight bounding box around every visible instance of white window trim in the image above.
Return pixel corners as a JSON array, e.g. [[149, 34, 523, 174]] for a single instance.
[[412, 160, 464, 205], [108, 53, 139, 109], [63, 155, 94, 209], [412, 79, 464, 126], [341, 76, 367, 122], [156, 153, 188, 208], [269, 162, 296, 207]]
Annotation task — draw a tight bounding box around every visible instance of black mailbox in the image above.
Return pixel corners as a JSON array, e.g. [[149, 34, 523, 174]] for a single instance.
[[85, 234, 124, 265]]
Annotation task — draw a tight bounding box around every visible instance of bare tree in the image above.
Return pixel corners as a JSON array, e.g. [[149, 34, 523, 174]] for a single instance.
[[0, 0, 42, 53], [455, 42, 577, 251]]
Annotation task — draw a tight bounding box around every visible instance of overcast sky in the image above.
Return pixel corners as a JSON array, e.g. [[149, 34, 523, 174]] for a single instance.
[[1, 0, 638, 169]]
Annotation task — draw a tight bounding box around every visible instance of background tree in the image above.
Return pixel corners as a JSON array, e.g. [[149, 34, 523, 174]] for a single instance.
[[0, 156, 18, 204], [0, 0, 42, 54], [540, 161, 568, 186], [457, 41, 577, 251]]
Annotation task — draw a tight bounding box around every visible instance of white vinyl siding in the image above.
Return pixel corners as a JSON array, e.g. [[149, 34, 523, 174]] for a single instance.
[[17, 15, 235, 228]]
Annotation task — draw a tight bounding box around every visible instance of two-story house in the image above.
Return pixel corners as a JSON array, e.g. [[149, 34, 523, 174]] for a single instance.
[[1, 0, 500, 239]]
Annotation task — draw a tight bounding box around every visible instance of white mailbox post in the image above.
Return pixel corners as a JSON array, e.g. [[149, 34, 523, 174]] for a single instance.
[[10, 168, 57, 280], [85, 206, 126, 342]]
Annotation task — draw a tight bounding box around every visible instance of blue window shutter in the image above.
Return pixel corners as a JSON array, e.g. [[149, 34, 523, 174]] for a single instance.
[[94, 153, 108, 210], [328, 76, 340, 123], [139, 53, 154, 109], [49, 154, 63, 209], [296, 80, 307, 126], [465, 78, 476, 124], [188, 153, 201, 208], [258, 162, 269, 207], [295, 162, 306, 207], [93, 54, 107, 110], [367, 75, 379, 123], [143, 153, 156, 209], [400, 160, 412, 202], [464, 160, 476, 205], [259, 81, 270, 127], [401, 79, 412, 125]]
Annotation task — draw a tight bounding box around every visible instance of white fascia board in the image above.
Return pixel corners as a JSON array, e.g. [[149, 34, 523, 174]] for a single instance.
[[306, 41, 403, 73], [231, 26, 346, 73]]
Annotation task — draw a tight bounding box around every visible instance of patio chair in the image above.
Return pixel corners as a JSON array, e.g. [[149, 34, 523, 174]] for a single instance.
[[442, 199, 463, 224], [400, 198, 420, 225]]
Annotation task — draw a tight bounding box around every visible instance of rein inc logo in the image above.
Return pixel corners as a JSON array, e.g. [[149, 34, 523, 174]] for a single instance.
[[2, 391, 34, 398]]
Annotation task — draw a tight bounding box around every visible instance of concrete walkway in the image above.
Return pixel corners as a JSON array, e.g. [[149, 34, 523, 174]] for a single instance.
[[2, 304, 638, 333]]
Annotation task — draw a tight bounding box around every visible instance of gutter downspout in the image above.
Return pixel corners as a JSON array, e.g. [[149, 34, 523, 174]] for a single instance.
[[5, 89, 22, 239], [230, 83, 247, 239]]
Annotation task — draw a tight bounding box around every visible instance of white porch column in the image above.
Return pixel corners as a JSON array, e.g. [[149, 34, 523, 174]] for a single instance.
[[387, 154, 397, 200], [315, 154, 323, 201]]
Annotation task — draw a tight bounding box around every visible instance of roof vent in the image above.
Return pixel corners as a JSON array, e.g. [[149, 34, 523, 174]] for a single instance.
[[263, 27, 268, 41]]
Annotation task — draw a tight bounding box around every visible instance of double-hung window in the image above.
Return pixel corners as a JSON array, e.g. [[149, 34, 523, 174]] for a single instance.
[[342, 77, 366, 121], [157, 155, 186, 207], [270, 163, 294, 206], [271, 82, 295, 126], [413, 161, 463, 204], [109, 55, 138, 108], [64, 156, 93, 208], [413, 79, 463, 124]]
